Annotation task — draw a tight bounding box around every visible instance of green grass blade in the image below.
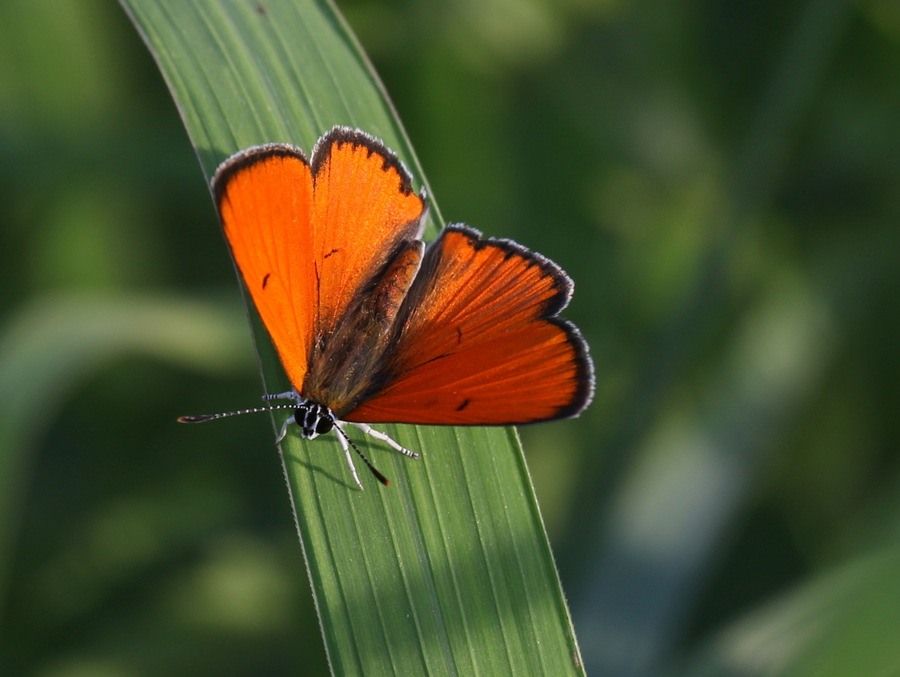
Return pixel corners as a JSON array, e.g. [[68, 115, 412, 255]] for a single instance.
[[120, 1, 584, 673]]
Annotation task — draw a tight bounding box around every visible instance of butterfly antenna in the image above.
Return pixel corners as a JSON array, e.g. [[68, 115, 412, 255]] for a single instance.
[[333, 424, 391, 486], [177, 403, 297, 424]]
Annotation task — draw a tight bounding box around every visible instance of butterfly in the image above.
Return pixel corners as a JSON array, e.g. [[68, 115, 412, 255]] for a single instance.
[[180, 127, 593, 488]]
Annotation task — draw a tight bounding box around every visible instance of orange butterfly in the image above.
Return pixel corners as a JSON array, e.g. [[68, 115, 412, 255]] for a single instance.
[[180, 127, 593, 488]]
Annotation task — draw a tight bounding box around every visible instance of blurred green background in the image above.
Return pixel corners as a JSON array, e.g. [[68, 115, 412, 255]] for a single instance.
[[2, 0, 899, 675]]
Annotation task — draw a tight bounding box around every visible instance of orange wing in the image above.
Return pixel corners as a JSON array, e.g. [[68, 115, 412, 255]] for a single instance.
[[215, 144, 316, 391], [213, 129, 426, 392], [307, 129, 426, 351], [344, 225, 594, 425]]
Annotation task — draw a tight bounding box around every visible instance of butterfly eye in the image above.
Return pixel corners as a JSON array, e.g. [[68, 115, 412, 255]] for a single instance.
[[315, 414, 334, 436]]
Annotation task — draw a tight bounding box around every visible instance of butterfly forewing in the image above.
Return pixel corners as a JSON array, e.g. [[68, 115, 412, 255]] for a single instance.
[[215, 147, 317, 391], [308, 129, 426, 347]]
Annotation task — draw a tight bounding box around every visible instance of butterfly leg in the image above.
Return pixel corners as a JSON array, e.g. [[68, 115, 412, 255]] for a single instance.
[[275, 414, 296, 444], [348, 422, 420, 459], [263, 390, 302, 404], [332, 422, 364, 490]]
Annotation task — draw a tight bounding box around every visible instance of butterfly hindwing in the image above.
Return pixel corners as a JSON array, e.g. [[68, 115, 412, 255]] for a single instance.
[[344, 225, 594, 425]]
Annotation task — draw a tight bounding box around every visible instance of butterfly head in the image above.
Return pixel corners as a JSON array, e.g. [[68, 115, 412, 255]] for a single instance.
[[178, 391, 412, 489], [296, 400, 336, 439]]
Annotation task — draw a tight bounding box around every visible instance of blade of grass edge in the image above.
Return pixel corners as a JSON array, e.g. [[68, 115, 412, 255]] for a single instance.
[[119, 0, 585, 674]]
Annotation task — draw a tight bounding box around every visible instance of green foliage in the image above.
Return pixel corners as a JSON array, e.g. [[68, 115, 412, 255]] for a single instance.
[[2, 0, 900, 675], [122, 0, 583, 674]]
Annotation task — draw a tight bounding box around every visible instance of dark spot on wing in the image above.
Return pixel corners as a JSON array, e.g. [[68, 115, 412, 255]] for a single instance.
[[456, 399, 471, 412], [324, 248, 339, 259], [262, 273, 271, 289]]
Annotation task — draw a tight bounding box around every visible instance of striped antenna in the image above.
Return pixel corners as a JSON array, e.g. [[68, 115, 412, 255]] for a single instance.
[[177, 403, 296, 423]]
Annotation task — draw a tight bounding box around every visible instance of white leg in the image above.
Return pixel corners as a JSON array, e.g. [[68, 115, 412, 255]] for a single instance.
[[348, 422, 419, 459], [264, 390, 301, 403], [275, 415, 295, 444], [333, 423, 364, 490]]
